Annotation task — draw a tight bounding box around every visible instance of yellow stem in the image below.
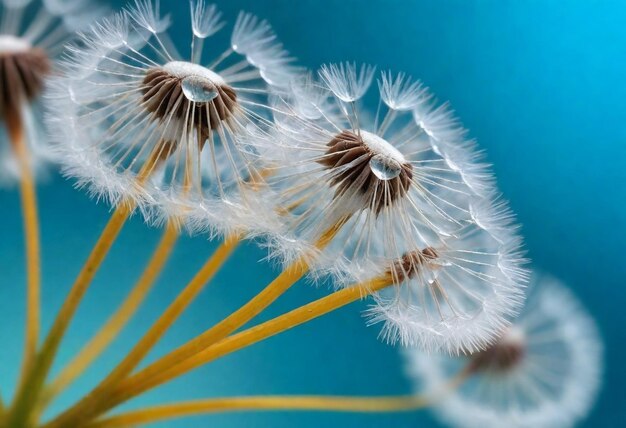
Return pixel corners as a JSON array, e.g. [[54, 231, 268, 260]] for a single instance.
[[62, 275, 395, 426], [88, 365, 472, 428], [5, 108, 41, 386], [87, 395, 428, 428], [7, 203, 133, 427], [43, 234, 240, 428], [44, 217, 349, 428], [0, 395, 5, 416], [109, 254, 308, 398], [7, 146, 164, 427], [41, 221, 179, 408]]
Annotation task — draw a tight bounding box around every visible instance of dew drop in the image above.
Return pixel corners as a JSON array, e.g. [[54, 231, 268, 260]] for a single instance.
[[421, 267, 440, 285], [369, 154, 402, 180], [181, 76, 218, 102]]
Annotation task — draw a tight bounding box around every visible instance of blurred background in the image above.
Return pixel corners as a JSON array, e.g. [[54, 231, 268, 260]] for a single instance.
[[1, 0, 625, 426]]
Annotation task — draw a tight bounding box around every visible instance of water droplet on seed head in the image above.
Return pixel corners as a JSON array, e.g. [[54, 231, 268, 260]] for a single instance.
[[370, 154, 402, 180], [181, 76, 218, 102]]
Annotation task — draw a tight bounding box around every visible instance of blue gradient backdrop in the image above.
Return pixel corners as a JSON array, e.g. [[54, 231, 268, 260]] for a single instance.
[[1, 0, 625, 426]]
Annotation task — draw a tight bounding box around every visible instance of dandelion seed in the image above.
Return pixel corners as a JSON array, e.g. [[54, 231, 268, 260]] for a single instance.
[[405, 274, 603, 427], [319, 62, 375, 103], [379, 70, 430, 111]]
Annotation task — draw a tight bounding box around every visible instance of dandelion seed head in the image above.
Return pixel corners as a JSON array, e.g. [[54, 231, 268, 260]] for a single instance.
[[262, 65, 500, 275], [367, 215, 528, 354], [0, 45, 50, 116], [405, 274, 603, 428], [47, 1, 297, 235], [255, 65, 526, 353], [317, 129, 413, 214], [141, 61, 238, 138], [0, 0, 103, 186]]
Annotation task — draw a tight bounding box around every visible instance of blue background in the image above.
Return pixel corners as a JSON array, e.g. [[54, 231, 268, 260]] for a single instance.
[[1, 0, 625, 426]]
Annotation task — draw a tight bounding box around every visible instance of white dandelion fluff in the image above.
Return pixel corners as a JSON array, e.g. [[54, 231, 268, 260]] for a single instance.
[[414, 101, 494, 198], [319, 62, 375, 103], [379, 70, 430, 111], [405, 274, 603, 428], [367, 197, 528, 354], [46, 0, 297, 234], [0, 0, 104, 186], [255, 64, 526, 352]]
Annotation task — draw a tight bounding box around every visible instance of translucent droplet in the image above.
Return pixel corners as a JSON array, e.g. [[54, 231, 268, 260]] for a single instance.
[[420, 266, 440, 285], [181, 76, 218, 102], [369, 154, 402, 180]]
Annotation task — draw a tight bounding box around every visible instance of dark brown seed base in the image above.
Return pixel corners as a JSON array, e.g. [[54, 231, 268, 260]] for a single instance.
[[318, 130, 413, 214], [0, 48, 50, 118], [469, 336, 525, 373], [388, 247, 439, 283], [141, 68, 238, 145]]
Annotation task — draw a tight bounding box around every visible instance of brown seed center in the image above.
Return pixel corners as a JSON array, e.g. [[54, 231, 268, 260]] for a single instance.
[[141, 63, 238, 145], [0, 46, 50, 117], [317, 130, 413, 213], [388, 247, 439, 282], [469, 328, 526, 373]]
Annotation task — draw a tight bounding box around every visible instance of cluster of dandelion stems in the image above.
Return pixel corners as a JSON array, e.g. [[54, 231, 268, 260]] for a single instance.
[[0, 111, 472, 428]]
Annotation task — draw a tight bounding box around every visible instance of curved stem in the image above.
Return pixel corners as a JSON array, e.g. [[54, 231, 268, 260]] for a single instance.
[[43, 275, 394, 428], [5, 108, 41, 386], [44, 217, 349, 428], [7, 203, 133, 427], [108, 255, 308, 396], [131, 275, 392, 397], [40, 221, 179, 408], [7, 147, 164, 427], [87, 395, 428, 428], [109, 215, 351, 396], [89, 364, 473, 428], [43, 234, 240, 428]]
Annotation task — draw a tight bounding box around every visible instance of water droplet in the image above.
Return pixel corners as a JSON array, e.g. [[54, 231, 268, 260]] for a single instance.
[[181, 76, 218, 102], [369, 154, 402, 180], [420, 266, 440, 285]]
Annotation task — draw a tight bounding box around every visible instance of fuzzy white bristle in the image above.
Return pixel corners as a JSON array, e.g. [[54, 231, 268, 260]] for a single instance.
[[319, 62, 376, 103]]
